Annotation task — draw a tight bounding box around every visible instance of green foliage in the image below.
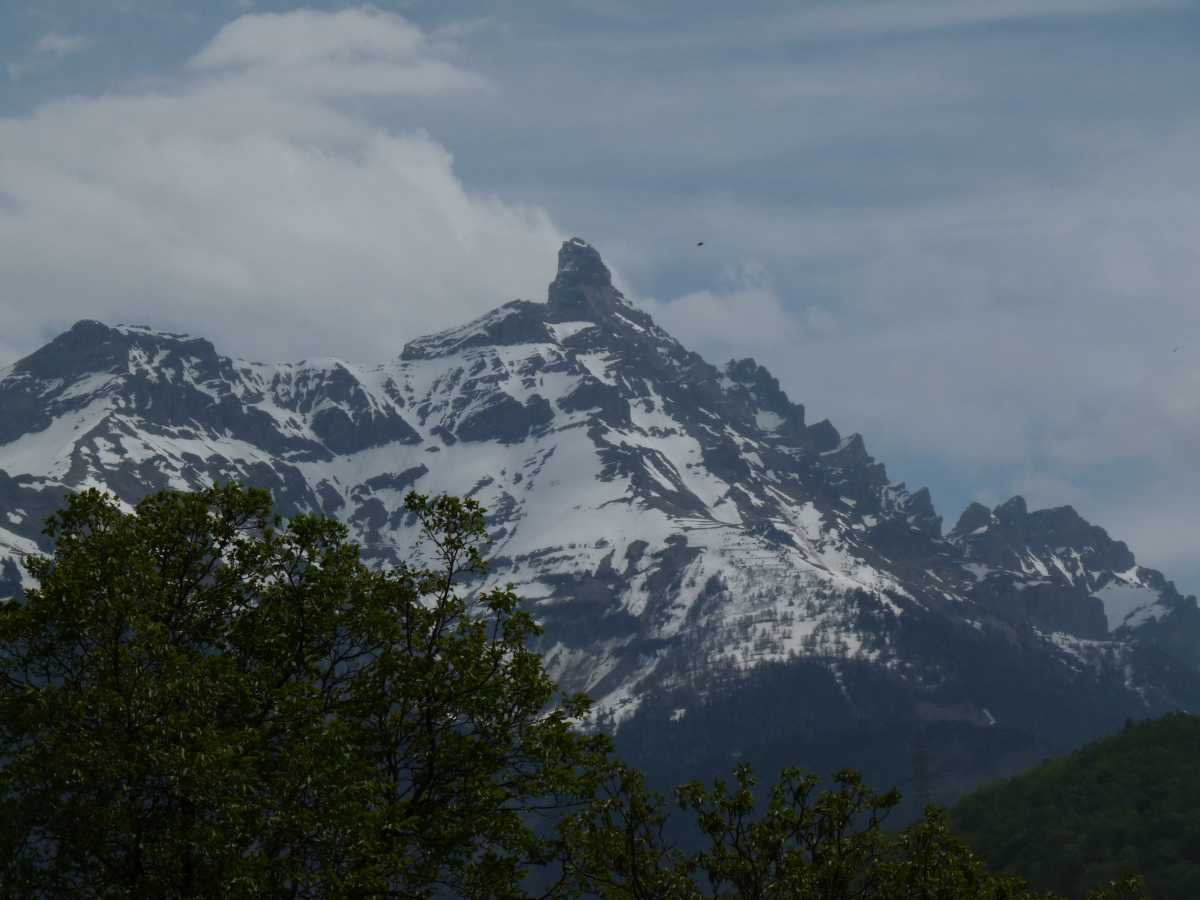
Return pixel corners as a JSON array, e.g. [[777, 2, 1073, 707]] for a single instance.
[[558, 760, 1081, 899], [0, 481, 1157, 898], [953, 712, 1200, 899], [0, 484, 608, 897]]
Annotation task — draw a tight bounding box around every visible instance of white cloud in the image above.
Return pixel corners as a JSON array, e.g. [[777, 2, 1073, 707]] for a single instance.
[[189, 7, 490, 98], [192, 8, 426, 69], [33, 32, 91, 57], [0, 8, 561, 365], [644, 276, 819, 363]]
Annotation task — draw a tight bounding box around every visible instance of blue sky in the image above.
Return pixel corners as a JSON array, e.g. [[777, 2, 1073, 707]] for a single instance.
[[1, 1, 1197, 594]]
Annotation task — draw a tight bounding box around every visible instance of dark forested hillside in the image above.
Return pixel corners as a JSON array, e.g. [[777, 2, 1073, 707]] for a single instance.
[[951, 712, 1200, 899]]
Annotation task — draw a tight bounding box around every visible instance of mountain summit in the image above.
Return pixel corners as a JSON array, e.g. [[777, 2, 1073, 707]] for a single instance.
[[547, 236, 621, 319], [2, 239, 1197, 807]]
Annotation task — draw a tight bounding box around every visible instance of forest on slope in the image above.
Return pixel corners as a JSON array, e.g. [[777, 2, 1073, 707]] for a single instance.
[[953, 712, 1200, 899]]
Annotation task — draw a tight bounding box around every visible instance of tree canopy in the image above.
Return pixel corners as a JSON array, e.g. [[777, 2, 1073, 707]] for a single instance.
[[558, 761, 1149, 900], [0, 483, 1154, 898], [0, 484, 608, 897]]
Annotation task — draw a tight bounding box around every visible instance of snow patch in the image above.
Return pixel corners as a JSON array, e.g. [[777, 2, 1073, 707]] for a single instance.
[[754, 410, 784, 432], [1095, 582, 1165, 632], [548, 321, 596, 342], [963, 563, 990, 582]]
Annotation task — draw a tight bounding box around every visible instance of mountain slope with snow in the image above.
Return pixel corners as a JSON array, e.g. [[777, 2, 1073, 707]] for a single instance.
[[1, 238, 1197, 804]]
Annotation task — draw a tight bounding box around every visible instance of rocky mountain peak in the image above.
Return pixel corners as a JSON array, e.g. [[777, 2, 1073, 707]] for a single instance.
[[11, 319, 125, 382], [905, 486, 938, 524], [403, 239, 671, 361], [950, 501, 993, 538], [555, 236, 611, 284], [546, 237, 629, 323], [949, 495, 1137, 579], [10, 320, 222, 384], [994, 495, 1029, 522], [400, 302, 553, 360]]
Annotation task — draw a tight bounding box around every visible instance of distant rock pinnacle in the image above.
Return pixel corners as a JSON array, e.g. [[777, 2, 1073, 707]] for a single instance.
[[546, 237, 625, 322]]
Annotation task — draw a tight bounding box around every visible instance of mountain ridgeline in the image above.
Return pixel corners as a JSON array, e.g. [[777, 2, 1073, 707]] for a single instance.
[[1, 238, 1197, 809]]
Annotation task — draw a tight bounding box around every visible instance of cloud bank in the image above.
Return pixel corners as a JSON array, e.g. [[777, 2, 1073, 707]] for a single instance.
[[0, 7, 562, 365]]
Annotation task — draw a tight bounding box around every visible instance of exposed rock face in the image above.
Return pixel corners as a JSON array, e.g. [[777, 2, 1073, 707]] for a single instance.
[[1, 237, 1197, 810], [946, 495, 1197, 661], [546, 237, 623, 322]]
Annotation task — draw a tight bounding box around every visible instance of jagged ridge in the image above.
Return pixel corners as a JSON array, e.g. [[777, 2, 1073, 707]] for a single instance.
[[1, 239, 1198, 804]]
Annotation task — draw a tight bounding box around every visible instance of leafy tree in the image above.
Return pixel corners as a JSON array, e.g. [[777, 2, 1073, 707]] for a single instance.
[[559, 762, 1045, 899], [558, 762, 1148, 899], [0, 484, 608, 898], [0, 481, 1154, 898]]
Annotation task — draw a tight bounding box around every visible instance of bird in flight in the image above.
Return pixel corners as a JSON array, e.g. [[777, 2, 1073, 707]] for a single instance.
[[696, 241, 704, 247]]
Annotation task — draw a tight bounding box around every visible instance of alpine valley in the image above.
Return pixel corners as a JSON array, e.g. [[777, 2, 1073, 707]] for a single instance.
[[2, 239, 1197, 813]]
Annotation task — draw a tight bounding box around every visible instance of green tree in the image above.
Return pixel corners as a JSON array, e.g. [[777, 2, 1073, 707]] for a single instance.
[[0, 484, 608, 898], [0, 482, 1153, 898], [558, 762, 1147, 900]]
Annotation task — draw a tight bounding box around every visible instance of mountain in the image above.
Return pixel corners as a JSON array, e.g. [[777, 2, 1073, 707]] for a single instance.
[[947, 498, 1200, 669], [1, 237, 1197, 808]]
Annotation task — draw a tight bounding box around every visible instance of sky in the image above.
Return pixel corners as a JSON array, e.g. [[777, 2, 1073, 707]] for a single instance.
[[0, 1, 1197, 595]]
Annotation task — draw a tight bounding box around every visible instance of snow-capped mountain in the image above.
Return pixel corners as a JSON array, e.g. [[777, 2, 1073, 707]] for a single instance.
[[947, 498, 1200, 670], [2, 238, 1197, 804]]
